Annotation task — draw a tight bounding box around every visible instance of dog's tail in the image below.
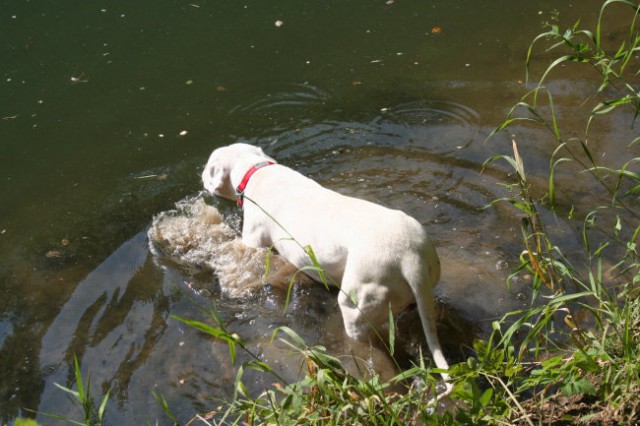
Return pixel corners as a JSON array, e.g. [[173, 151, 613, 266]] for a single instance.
[[402, 240, 452, 400]]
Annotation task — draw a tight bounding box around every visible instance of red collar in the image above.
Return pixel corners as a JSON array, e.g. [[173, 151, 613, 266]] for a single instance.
[[235, 161, 276, 207]]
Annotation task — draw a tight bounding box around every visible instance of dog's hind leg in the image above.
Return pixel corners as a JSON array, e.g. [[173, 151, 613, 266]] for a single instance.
[[401, 253, 454, 403], [336, 258, 410, 343], [337, 286, 387, 343]]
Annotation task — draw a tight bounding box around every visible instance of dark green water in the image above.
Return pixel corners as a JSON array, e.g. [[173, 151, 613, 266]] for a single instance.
[[1, 1, 636, 424]]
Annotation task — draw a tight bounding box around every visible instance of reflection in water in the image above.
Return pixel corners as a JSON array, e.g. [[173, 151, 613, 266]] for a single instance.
[[38, 232, 151, 421], [40, 233, 148, 370], [35, 229, 242, 424]]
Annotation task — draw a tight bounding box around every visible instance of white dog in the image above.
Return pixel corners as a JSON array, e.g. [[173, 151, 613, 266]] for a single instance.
[[202, 143, 451, 389]]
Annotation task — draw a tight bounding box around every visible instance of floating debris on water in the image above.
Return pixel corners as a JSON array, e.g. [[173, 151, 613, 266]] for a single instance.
[[134, 174, 167, 181]]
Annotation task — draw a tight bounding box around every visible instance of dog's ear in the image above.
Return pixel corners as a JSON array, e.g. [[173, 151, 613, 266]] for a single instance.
[[210, 166, 227, 193], [252, 145, 267, 157], [202, 161, 234, 199], [249, 145, 277, 163]]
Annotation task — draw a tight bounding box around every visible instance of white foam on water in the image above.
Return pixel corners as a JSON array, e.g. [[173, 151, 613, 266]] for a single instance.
[[148, 195, 306, 298]]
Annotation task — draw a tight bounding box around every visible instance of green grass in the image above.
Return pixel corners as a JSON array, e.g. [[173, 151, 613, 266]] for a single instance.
[[14, 356, 110, 426]]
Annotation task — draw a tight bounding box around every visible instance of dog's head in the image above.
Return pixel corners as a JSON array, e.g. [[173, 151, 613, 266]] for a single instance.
[[202, 143, 272, 200]]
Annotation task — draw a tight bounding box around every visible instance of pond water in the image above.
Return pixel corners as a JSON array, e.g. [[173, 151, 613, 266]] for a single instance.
[[1, 0, 637, 424]]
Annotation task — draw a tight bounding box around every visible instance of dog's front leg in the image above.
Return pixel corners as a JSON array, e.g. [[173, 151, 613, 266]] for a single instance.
[[239, 207, 273, 249]]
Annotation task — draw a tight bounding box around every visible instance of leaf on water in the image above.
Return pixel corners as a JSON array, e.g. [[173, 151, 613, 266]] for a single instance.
[[134, 174, 167, 181]]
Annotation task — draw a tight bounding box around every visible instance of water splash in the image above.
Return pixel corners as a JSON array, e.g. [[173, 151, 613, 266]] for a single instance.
[[148, 195, 309, 298]]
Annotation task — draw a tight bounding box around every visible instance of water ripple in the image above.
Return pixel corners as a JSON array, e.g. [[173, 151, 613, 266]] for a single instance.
[[370, 99, 482, 153], [229, 82, 330, 116]]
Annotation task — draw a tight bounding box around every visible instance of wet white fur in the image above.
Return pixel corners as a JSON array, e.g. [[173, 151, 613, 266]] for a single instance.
[[202, 143, 451, 396]]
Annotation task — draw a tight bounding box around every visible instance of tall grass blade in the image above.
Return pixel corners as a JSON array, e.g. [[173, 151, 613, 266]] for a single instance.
[[152, 391, 179, 424], [388, 305, 395, 356]]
